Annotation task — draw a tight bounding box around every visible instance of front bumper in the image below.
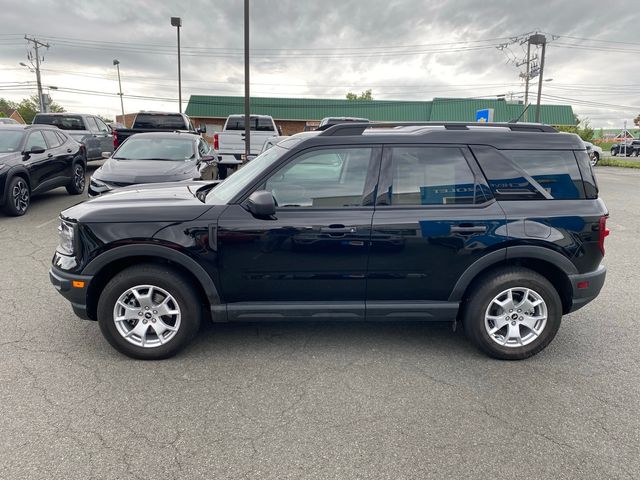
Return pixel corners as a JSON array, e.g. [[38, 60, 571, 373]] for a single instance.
[[49, 266, 94, 320], [568, 265, 607, 312]]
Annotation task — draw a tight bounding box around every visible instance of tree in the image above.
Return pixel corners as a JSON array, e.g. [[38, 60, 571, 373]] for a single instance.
[[15, 95, 65, 124], [555, 116, 594, 142], [634, 114, 640, 127], [98, 115, 114, 124], [346, 89, 373, 101]]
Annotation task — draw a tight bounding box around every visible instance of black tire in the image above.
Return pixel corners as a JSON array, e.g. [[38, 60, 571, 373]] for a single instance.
[[462, 267, 562, 360], [66, 161, 86, 195], [590, 152, 599, 167], [97, 264, 202, 359], [3, 176, 30, 216], [610, 149, 616, 157]]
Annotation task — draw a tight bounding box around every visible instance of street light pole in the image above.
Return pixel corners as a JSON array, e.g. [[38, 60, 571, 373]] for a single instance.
[[113, 60, 125, 126], [171, 17, 182, 113], [530, 33, 547, 124], [244, 0, 250, 162], [523, 39, 531, 122]]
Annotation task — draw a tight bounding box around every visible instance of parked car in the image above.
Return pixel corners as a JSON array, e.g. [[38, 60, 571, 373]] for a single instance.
[[50, 121, 607, 361], [316, 116, 370, 130], [88, 132, 216, 196], [0, 118, 20, 125], [259, 136, 288, 154], [0, 125, 85, 215], [113, 111, 204, 149], [583, 141, 602, 166], [32, 113, 113, 161], [214, 115, 280, 168], [610, 140, 640, 157]]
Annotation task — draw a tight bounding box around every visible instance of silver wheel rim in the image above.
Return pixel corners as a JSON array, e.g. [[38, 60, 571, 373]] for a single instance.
[[113, 285, 181, 348], [12, 179, 29, 213], [484, 287, 547, 348], [74, 165, 85, 191]]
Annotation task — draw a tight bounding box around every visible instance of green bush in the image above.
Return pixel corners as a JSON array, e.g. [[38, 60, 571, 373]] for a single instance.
[[599, 158, 640, 169]]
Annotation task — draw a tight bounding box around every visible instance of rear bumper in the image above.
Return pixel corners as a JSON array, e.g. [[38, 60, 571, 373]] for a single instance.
[[568, 265, 606, 313], [49, 266, 94, 320]]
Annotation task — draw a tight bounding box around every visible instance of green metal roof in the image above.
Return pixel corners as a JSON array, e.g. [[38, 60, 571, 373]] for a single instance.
[[185, 95, 577, 126]]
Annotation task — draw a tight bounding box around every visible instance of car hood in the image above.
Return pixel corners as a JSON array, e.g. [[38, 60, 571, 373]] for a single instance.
[[61, 181, 216, 223], [0, 152, 21, 162], [94, 158, 198, 183]]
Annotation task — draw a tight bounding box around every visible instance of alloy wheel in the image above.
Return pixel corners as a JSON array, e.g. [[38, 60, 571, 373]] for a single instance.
[[113, 285, 181, 348], [484, 287, 548, 348], [74, 165, 85, 191], [12, 179, 29, 214]]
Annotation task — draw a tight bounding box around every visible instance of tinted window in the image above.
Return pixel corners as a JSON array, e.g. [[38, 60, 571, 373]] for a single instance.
[[133, 114, 186, 129], [225, 116, 275, 132], [26, 131, 47, 150], [113, 137, 195, 161], [574, 150, 598, 199], [386, 147, 476, 205], [43, 130, 62, 148], [473, 146, 585, 200], [0, 130, 25, 153], [33, 114, 85, 130], [95, 118, 110, 132], [264, 148, 373, 208], [55, 131, 68, 144]]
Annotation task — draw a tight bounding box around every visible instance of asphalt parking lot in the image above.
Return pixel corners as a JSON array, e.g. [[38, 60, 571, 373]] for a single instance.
[[1, 165, 639, 480]]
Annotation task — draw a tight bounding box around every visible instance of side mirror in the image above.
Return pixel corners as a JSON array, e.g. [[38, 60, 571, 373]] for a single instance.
[[198, 123, 207, 134], [30, 145, 46, 154], [246, 190, 276, 218], [101, 152, 111, 159]]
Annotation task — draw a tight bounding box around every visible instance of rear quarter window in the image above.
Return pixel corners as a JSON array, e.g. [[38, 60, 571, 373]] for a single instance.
[[472, 146, 586, 200]]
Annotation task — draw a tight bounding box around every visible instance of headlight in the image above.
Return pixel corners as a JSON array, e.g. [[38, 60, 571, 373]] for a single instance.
[[90, 177, 111, 193], [57, 219, 75, 256]]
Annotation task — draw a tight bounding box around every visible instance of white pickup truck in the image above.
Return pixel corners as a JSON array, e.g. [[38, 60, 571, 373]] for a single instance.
[[214, 115, 280, 166]]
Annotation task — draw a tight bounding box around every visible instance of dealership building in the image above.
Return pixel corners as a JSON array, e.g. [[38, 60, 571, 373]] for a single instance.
[[183, 95, 577, 136]]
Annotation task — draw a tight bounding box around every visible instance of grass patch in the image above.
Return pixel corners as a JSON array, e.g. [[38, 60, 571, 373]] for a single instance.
[[599, 158, 640, 168]]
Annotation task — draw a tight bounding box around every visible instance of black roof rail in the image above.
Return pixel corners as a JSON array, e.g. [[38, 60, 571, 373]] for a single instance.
[[320, 121, 558, 136]]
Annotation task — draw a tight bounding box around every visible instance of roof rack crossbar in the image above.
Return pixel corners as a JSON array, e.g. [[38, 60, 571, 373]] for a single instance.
[[320, 121, 558, 136]]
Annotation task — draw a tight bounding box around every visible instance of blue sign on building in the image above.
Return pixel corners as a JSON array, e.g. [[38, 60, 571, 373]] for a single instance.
[[476, 108, 494, 123]]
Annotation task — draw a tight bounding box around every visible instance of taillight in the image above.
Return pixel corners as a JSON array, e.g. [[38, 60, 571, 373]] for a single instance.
[[213, 133, 219, 150], [598, 216, 610, 256], [113, 130, 119, 149]]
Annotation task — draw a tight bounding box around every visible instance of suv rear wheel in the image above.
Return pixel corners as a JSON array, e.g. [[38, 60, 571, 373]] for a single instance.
[[462, 267, 562, 360], [97, 264, 202, 359]]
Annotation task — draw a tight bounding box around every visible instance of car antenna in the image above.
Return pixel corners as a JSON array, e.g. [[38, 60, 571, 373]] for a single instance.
[[509, 104, 531, 123]]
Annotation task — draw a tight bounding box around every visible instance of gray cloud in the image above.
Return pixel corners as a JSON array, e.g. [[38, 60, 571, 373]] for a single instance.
[[0, 0, 638, 126]]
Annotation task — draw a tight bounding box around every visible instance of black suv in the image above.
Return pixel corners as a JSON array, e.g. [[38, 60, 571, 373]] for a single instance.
[[50, 122, 608, 360], [610, 140, 640, 157], [0, 125, 86, 215]]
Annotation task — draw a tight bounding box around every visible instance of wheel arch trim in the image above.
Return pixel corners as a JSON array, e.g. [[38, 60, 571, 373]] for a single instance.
[[82, 244, 221, 305], [448, 246, 577, 302]]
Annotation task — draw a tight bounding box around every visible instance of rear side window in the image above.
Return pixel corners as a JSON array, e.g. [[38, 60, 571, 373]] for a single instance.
[[33, 115, 85, 130], [473, 146, 585, 200], [43, 130, 62, 148], [225, 116, 275, 132], [384, 146, 478, 205], [133, 114, 186, 129], [574, 150, 598, 199]]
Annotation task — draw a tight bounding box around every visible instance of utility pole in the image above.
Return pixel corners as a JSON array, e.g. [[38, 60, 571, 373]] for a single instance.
[[113, 60, 125, 125], [523, 40, 531, 122], [244, 0, 251, 163], [171, 17, 183, 112], [24, 35, 49, 113], [530, 33, 547, 124]]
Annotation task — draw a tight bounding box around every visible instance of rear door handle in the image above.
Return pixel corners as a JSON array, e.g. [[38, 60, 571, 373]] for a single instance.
[[451, 225, 487, 234]]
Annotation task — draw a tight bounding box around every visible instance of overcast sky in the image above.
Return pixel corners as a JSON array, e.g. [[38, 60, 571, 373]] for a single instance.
[[1, 0, 638, 127]]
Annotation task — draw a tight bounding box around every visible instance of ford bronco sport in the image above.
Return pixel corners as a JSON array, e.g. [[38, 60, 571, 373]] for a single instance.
[[50, 122, 608, 360]]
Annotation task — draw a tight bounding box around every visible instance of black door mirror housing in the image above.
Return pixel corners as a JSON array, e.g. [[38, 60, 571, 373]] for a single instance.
[[246, 190, 276, 218], [23, 145, 46, 158]]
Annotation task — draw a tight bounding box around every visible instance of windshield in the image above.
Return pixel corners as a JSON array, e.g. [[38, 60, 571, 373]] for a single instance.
[[206, 146, 286, 204], [34, 114, 85, 130], [113, 137, 195, 161], [0, 130, 25, 153]]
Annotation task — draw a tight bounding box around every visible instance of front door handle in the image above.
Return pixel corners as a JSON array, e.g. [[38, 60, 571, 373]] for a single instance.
[[451, 225, 487, 234], [320, 225, 357, 235], [67, 148, 73, 153], [47, 153, 53, 158]]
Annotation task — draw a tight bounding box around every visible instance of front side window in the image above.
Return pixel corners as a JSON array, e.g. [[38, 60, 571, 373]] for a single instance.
[[85, 117, 99, 132], [26, 131, 47, 151], [384, 147, 477, 206], [264, 147, 373, 208], [95, 118, 110, 132]]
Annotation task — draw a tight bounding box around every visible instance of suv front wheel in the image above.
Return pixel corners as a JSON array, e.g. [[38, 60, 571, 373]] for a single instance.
[[97, 264, 202, 359], [462, 267, 562, 360]]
